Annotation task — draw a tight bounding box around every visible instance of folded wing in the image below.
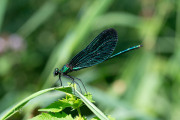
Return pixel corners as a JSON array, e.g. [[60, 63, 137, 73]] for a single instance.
[[68, 28, 118, 71]]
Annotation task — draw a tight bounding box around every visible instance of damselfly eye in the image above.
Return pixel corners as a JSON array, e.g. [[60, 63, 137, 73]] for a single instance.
[[54, 71, 58, 75], [54, 68, 59, 76]]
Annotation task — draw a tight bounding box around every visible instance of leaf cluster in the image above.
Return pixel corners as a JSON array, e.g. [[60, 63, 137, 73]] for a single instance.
[[29, 93, 98, 120]]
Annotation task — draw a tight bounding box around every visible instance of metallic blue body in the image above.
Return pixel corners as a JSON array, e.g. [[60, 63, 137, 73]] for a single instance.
[[109, 45, 142, 59]]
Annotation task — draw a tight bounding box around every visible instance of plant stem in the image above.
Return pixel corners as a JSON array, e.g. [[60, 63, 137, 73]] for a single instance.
[[0, 86, 72, 120], [77, 108, 82, 118]]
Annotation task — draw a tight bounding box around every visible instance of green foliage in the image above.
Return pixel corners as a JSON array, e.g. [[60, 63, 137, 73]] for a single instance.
[[0, 87, 72, 120], [36, 93, 95, 119], [29, 112, 74, 120], [0, 0, 179, 120], [39, 93, 85, 112], [0, 86, 112, 120], [31, 90, 110, 120]]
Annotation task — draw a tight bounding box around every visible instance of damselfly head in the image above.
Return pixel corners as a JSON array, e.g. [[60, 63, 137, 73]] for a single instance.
[[54, 68, 60, 76]]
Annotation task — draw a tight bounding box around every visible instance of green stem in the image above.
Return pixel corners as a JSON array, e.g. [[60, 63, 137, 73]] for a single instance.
[[75, 89, 109, 120], [77, 108, 82, 118], [0, 86, 72, 120]]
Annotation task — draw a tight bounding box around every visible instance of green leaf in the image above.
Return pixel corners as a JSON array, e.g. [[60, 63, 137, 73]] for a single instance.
[[84, 93, 95, 103], [75, 116, 87, 120], [0, 0, 8, 31], [29, 112, 74, 120], [0, 86, 72, 120], [39, 101, 71, 112], [91, 117, 100, 120], [55, 87, 73, 94], [75, 90, 109, 120], [39, 93, 83, 112]]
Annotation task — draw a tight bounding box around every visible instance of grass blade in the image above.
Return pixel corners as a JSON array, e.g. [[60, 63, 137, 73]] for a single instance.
[[0, 86, 72, 120], [75, 89, 109, 120]]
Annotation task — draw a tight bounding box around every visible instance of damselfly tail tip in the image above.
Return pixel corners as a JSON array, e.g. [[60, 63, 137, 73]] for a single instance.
[[138, 45, 143, 48]]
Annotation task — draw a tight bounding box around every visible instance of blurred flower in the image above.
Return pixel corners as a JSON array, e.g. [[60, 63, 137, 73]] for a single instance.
[[0, 34, 26, 54], [8, 34, 25, 51], [0, 37, 7, 54]]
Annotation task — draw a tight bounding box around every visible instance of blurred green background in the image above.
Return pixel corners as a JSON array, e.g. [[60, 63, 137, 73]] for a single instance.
[[0, 0, 179, 119]]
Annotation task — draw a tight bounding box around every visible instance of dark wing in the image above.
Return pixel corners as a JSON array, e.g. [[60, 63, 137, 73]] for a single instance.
[[69, 28, 118, 71]]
